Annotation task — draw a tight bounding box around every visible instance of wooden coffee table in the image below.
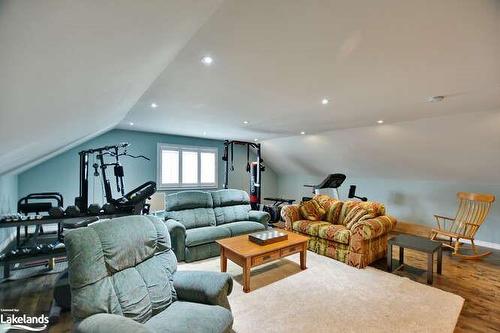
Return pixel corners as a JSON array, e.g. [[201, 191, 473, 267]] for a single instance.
[[216, 230, 309, 293]]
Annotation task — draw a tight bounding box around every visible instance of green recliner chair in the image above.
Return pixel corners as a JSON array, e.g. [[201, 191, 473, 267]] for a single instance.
[[163, 189, 270, 262], [65, 215, 234, 333]]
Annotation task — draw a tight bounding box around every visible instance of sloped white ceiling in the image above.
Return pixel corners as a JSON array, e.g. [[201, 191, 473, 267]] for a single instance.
[[264, 111, 500, 182], [0, 0, 222, 174], [1, 0, 499, 182], [124, 0, 500, 142]]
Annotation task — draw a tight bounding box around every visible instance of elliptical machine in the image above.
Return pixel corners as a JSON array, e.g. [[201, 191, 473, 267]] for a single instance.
[[303, 174, 368, 202]]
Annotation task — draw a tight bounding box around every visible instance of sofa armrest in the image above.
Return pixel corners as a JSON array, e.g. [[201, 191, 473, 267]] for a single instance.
[[152, 210, 166, 219], [349, 215, 397, 240], [173, 271, 233, 310], [281, 204, 301, 230], [248, 210, 270, 228], [74, 313, 153, 333], [165, 219, 186, 261]]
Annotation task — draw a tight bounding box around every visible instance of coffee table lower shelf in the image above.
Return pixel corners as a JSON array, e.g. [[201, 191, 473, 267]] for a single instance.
[[217, 233, 308, 293]]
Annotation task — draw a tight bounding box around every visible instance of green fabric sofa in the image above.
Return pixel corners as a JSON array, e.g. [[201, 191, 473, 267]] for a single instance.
[[65, 215, 234, 333], [162, 189, 270, 262]]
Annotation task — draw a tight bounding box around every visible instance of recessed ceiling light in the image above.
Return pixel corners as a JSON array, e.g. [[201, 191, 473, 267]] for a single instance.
[[201, 56, 213, 65], [243, 120, 249, 124], [129, 121, 134, 126], [300, 131, 306, 135], [254, 138, 258, 142], [321, 98, 329, 105], [203, 131, 207, 136], [427, 95, 445, 103], [377, 120, 384, 124], [151, 102, 158, 108]]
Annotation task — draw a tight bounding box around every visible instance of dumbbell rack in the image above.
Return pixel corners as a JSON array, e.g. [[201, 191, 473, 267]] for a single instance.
[[0, 214, 126, 279]]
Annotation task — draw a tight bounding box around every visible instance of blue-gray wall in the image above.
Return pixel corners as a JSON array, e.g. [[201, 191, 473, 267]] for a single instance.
[[18, 129, 278, 207], [0, 173, 18, 249], [278, 174, 500, 244]]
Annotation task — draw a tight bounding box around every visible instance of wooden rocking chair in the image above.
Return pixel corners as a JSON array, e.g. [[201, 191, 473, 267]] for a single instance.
[[430, 192, 495, 259]]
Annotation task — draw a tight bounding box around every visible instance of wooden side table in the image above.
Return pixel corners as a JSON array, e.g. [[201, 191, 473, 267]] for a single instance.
[[387, 234, 442, 284]]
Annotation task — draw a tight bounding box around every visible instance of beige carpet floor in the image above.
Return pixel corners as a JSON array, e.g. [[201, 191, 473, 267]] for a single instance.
[[179, 251, 464, 333]]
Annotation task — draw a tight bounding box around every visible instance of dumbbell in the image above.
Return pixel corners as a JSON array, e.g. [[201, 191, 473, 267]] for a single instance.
[[8, 249, 19, 258], [49, 207, 65, 218], [65, 205, 80, 218], [102, 203, 116, 215], [88, 204, 101, 216], [38, 244, 52, 254], [20, 247, 34, 257]]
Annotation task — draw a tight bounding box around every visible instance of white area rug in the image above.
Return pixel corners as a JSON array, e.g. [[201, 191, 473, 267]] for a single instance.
[[179, 251, 464, 333]]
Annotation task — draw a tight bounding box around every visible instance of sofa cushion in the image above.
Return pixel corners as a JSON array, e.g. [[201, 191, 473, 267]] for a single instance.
[[210, 189, 251, 225], [165, 208, 216, 229], [317, 224, 351, 244], [185, 226, 231, 247], [223, 221, 266, 236], [299, 200, 326, 221], [214, 205, 250, 225], [145, 301, 233, 333], [325, 200, 344, 223], [338, 200, 385, 226], [313, 194, 339, 211], [211, 189, 250, 207], [166, 191, 213, 211], [292, 220, 331, 237]]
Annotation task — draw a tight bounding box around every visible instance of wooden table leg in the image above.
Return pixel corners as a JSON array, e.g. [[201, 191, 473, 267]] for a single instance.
[[220, 248, 227, 272], [399, 246, 404, 266], [427, 253, 434, 284], [48, 258, 55, 270], [437, 246, 442, 275], [243, 258, 251, 293], [300, 243, 307, 270], [387, 243, 393, 272]]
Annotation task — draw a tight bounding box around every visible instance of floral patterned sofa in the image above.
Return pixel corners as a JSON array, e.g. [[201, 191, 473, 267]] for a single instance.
[[281, 194, 396, 268]]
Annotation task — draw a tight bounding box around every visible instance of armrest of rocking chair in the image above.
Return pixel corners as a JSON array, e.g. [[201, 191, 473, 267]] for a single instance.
[[433, 215, 455, 230], [434, 214, 455, 221]]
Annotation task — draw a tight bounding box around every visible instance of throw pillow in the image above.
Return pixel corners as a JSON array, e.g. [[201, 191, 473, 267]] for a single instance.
[[313, 194, 337, 210], [344, 206, 376, 229], [299, 200, 326, 221], [325, 200, 344, 223]]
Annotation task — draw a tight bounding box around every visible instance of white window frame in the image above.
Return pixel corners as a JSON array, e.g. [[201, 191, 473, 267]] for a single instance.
[[157, 143, 218, 190]]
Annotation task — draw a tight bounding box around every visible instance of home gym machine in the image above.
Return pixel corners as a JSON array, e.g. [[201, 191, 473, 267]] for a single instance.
[[222, 140, 265, 210], [74, 142, 156, 216], [0, 143, 157, 280]]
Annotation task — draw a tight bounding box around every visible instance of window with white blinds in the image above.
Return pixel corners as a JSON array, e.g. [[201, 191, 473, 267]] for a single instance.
[[157, 144, 218, 189]]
